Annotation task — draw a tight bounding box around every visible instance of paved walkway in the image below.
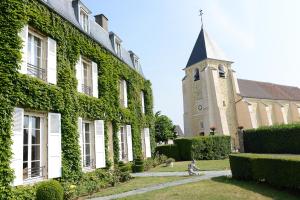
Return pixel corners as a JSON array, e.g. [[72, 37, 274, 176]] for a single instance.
[[91, 170, 231, 200]]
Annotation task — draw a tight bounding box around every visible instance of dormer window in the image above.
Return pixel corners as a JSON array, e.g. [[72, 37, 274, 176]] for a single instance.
[[80, 9, 89, 32], [194, 68, 200, 81], [115, 41, 122, 57], [218, 65, 225, 78], [134, 58, 139, 69], [129, 51, 140, 70], [110, 32, 122, 58]]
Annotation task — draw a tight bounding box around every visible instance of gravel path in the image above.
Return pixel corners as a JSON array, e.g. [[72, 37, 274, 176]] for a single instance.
[[90, 170, 231, 200]]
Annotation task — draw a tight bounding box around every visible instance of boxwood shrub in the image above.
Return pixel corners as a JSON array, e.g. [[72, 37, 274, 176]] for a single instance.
[[155, 136, 231, 161], [244, 124, 300, 154], [36, 180, 64, 200], [230, 153, 300, 190]]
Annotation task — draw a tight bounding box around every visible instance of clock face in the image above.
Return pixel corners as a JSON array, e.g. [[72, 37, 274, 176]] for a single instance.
[[198, 105, 203, 111]]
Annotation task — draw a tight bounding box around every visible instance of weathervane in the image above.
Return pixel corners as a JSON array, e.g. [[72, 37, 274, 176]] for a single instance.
[[199, 9, 204, 29]]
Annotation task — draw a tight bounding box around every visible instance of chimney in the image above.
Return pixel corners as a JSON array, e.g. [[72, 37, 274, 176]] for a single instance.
[[95, 14, 109, 31]]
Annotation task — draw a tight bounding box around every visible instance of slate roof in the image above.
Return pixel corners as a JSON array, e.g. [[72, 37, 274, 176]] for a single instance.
[[41, 0, 144, 76], [186, 28, 230, 67], [238, 79, 300, 101], [174, 125, 184, 136]]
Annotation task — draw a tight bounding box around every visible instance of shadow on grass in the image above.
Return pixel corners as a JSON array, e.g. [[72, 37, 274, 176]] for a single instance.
[[211, 176, 300, 200]]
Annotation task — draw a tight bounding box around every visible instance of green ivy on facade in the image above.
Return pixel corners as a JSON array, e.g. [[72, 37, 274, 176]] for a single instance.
[[0, 0, 155, 198]]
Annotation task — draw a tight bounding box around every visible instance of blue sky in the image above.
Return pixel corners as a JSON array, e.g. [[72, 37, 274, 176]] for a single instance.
[[84, 0, 300, 128]]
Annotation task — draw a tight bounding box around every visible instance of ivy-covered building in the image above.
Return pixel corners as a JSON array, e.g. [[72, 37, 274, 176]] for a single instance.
[[0, 0, 154, 194]]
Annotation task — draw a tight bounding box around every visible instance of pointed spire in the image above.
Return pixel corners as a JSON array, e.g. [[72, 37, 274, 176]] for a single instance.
[[186, 21, 230, 68]]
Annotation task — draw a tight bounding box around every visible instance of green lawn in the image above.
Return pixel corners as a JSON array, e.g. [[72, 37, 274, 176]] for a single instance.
[[120, 176, 300, 200], [148, 159, 230, 172], [79, 176, 189, 199]]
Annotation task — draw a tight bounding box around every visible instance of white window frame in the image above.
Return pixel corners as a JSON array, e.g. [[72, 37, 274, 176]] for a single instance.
[[80, 8, 89, 32], [115, 41, 122, 57], [82, 58, 93, 96], [27, 29, 47, 81], [82, 120, 95, 170], [120, 126, 127, 161], [23, 112, 45, 183]]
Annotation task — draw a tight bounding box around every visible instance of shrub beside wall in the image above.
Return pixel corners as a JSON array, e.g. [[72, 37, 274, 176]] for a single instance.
[[155, 136, 231, 161], [230, 153, 300, 190], [155, 145, 180, 160], [244, 124, 300, 154]]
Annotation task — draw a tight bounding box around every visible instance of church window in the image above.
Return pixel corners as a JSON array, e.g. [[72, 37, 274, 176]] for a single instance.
[[218, 65, 225, 78], [200, 121, 204, 129], [223, 101, 226, 107], [194, 68, 200, 81]]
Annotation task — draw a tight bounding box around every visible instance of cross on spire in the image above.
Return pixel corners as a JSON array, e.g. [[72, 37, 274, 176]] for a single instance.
[[199, 9, 204, 29]]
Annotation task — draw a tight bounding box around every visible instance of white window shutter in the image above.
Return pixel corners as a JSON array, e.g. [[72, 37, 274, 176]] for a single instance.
[[144, 128, 151, 158], [94, 120, 105, 168], [19, 25, 28, 74], [78, 117, 83, 168], [123, 80, 128, 108], [76, 56, 83, 93], [92, 62, 98, 98], [48, 113, 62, 179], [126, 125, 133, 161], [47, 37, 57, 84], [11, 108, 24, 186], [118, 130, 122, 161]]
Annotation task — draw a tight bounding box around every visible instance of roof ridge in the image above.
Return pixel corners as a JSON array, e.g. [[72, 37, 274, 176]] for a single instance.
[[238, 78, 300, 89]]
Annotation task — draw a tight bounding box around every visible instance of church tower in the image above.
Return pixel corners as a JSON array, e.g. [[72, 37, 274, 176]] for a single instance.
[[182, 26, 239, 143]]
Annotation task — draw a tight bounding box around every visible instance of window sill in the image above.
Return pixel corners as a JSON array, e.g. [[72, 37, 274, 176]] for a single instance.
[[22, 177, 45, 186], [83, 167, 96, 173]]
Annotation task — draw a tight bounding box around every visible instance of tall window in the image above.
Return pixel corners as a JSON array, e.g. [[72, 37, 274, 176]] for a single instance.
[[27, 30, 46, 80], [141, 91, 145, 114], [120, 79, 128, 108], [82, 58, 93, 96], [23, 114, 43, 180], [218, 65, 226, 78], [80, 9, 89, 32], [120, 126, 127, 160], [82, 121, 95, 169], [194, 68, 200, 81]]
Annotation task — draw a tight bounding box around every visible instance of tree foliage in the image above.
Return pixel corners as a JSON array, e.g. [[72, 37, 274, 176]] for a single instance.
[[154, 112, 175, 143]]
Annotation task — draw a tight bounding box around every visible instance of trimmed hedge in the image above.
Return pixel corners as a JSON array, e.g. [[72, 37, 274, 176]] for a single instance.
[[244, 124, 300, 154], [175, 136, 231, 160], [155, 136, 231, 161], [155, 145, 180, 160], [230, 153, 300, 190]]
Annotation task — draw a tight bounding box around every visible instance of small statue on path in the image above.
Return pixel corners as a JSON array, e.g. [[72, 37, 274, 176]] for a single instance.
[[188, 159, 200, 176]]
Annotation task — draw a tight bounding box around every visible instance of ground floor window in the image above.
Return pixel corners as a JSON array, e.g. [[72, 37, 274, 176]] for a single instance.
[[119, 125, 133, 162], [78, 118, 106, 170], [11, 108, 62, 186], [120, 126, 127, 161], [23, 114, 44, 180], [82, 121, 95, 169]]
